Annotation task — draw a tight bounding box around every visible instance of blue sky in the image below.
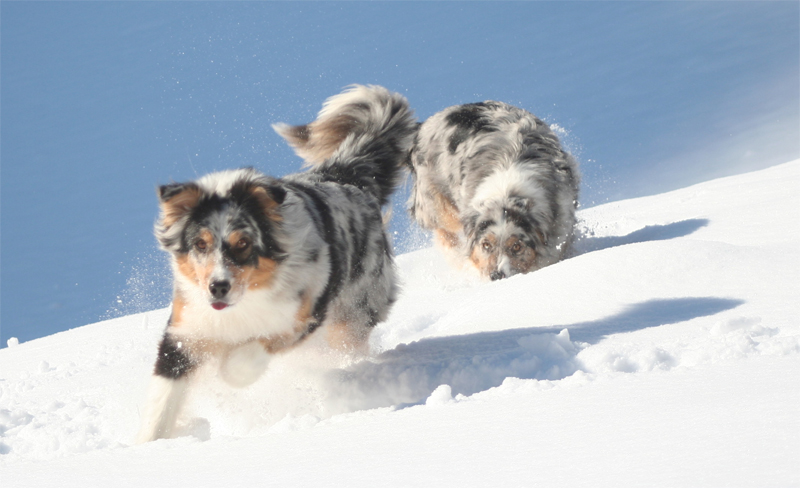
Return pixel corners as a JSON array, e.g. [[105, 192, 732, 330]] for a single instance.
[[1, 1, 798, 345]]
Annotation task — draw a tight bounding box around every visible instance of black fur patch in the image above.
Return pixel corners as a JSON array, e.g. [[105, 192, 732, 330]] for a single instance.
[[228, 181, 286, 260], [158, 182, 198, 203], [175, 184, 285, 263], [446, 102, 497, 154], [357, 295, 381, 328], [318, 152, 398, 207], [298, 320, 322, 342], [349, 215, 368, 280], [473, 219, 496, 240], [154, 332, 195, 379], [286, 182, 346, 326], [503, 208, 535, 235]]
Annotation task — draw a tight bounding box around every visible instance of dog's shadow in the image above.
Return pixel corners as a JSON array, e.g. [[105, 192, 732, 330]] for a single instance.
[[573, 218, 710, 255], [325, 296, 742, 412]]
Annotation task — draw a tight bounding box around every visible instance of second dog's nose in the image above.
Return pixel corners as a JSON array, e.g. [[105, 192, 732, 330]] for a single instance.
[[490, 270, 506, 281], [209, 280, 231, 299]]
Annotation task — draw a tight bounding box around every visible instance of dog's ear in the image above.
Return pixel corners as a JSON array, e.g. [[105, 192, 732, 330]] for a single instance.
[[157, 182, 202, 228], [249, 182, 286, 220], [462, 211, 479, 239]]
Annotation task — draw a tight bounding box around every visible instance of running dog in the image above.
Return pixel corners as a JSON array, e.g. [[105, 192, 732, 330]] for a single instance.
[[137, 85, 416, 442], [407, 101, 580, 280]]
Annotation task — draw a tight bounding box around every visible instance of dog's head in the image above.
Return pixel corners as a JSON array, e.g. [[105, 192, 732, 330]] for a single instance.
[[463, 196, 545, 281], [155, 168, 287, 310]]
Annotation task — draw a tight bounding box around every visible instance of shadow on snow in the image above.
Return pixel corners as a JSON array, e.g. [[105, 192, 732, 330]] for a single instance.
[[574, 218, 710, 255], [325, 296, 742, 412]]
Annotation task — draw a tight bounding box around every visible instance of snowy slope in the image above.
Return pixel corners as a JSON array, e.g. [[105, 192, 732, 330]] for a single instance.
[[1, 162, 799, 487]]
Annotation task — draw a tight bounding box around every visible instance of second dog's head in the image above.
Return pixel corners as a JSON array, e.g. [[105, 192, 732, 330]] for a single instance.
[[463, 196, 546, 281], [155, 168, 287, 310]]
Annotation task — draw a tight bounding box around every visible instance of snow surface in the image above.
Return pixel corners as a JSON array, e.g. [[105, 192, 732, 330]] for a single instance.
[[1, 162, 799, 487]]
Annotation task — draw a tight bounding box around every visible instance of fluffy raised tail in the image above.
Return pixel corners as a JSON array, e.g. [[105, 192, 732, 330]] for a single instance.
[[274, 84, 416, 206]]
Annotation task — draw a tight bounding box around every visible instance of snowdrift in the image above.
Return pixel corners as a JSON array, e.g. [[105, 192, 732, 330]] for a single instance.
[[2, 161, 799, 487]]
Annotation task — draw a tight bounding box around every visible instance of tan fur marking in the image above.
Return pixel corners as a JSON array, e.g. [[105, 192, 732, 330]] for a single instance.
[[240, 257, 278, 291], [175, 234, 217, 288], [469, 234, 498, 278], [160, 186, 202, 227], [176, 338, 233, 366], [326, 322, 370, 355], [257, 332, 306, 355], [277, 115, 359, 165], [435, 228, 460, 249], [302, 115, 360, 164], [256, 336, 287, 354], [505, 236, 538, 274], [169, 293, 188, 327], [433, 190, 462, 235], [227, 230, 243, 247], [226, 230, 248, 250], [198, 230, 214, 249], [273, 124, 310, 154], [253, 291, 314, 354], [175, 254, 198, 283], [294, 291, 314, 326], [250, 186, 282, 221]]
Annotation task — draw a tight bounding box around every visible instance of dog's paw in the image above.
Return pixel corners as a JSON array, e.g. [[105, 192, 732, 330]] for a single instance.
[[219, 341, 271, 388]]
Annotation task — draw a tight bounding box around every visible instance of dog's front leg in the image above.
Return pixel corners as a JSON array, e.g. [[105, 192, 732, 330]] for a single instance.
[[136, 332, 198, 443], [219, 340, 272, 388]]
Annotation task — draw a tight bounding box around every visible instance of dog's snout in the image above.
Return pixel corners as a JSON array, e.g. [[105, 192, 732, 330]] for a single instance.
[[490, 270, 506, 281], [209, 280, 231, 299]]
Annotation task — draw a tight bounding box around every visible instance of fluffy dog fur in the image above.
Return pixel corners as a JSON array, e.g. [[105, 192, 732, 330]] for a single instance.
[[137, 85, 416, 443], [407, 101, 580, 280]]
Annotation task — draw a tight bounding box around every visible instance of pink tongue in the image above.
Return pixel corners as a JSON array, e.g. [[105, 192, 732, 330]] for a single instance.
[[211, 302, 228, 311]]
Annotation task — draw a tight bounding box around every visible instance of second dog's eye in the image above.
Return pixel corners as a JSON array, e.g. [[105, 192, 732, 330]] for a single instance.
[[482, 241, 493, 252], [510, 242, 522, 254], [235, 238, 251, 250], [194, 239, 208, 252]]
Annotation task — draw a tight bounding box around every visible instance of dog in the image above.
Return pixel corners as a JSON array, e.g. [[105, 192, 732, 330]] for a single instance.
[[136, 85, 416, 443], [406, 101, 580, 281]]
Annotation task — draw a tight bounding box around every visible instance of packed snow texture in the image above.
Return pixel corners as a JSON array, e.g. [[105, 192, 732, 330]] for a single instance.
[[1, 162, 799, 487]]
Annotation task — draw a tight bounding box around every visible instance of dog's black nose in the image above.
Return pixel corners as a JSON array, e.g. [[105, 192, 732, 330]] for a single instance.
[[490, 270, 506, 281], [209, 280, 231, 299]]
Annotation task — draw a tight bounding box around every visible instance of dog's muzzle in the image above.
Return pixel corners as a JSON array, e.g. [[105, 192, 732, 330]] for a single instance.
[[490, 270, 506, 281], [209, 280, 231, 299]]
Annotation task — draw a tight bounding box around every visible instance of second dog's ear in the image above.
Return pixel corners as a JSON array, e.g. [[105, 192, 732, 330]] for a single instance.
[[157, 182, 202, 227], [462, 211, 479, 238]]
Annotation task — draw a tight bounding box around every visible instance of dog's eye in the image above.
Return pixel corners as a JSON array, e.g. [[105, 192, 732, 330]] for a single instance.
[[481, 241, 493, 252], [194, 239, 208, 252], [235, 238, 251, 250], [510, 242, 523, 254]]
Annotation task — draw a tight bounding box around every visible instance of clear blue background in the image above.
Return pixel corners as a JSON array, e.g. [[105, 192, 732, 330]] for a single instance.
[[2, 1, 798, 345]]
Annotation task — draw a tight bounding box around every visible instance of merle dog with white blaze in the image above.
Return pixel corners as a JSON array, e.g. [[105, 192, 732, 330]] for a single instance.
[[407, 101, 580, 280], [137, 85, 416, 443]]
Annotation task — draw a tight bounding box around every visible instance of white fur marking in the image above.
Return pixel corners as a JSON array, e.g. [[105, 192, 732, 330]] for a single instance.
[[497, 254, 512, 277], [219, 341, 272, 388], [471, 165, 547, 210], [136, 375, 189, 443]]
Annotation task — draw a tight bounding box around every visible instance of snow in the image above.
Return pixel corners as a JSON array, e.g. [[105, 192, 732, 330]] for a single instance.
[[1, 161, 799, 487]]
